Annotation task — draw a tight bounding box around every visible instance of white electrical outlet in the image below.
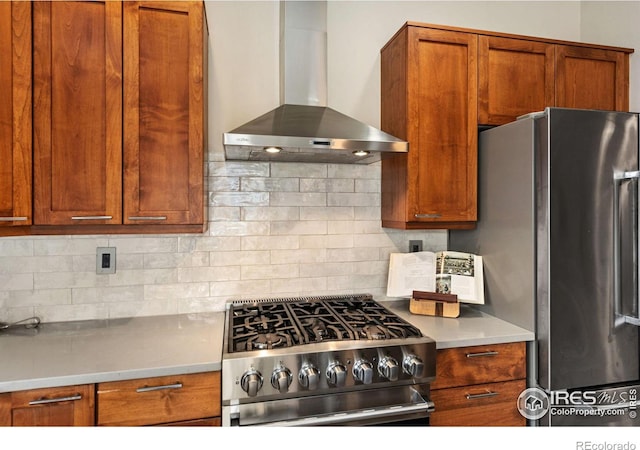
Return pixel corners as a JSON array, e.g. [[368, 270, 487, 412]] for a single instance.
[[96, 247, 116, 274]]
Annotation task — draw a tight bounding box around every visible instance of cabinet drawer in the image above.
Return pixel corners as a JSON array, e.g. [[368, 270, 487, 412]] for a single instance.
[[430, 379, 526, 426], [431, 342, 526, 390], [97, 372, 220, 426]]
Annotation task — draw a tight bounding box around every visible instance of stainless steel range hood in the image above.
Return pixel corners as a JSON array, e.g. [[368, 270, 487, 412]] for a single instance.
[[223, 1, 408, 165]]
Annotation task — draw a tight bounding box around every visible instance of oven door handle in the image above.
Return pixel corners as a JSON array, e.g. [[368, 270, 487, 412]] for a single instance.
[[256, 400, 435, 427]]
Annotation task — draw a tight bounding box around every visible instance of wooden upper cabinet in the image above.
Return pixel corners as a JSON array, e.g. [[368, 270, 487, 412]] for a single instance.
[[381, 26, 477, 229], [123, 1, 205, 226], [0, 2, 32, 230], [26, 0, 206, 233], [381, 22, 632, 230], [556, 45, 629, 111], [33, 1, 123, 226], [478, 36, 554, 125]]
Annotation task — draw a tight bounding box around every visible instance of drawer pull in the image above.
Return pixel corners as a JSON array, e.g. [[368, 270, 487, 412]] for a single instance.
[[29, 394, 82, 405], [71, 215, 113, 220], [465, 391, 498, 400], [136, 382, 183, 393], [465, 351, 499, 358], [0, 217, 28, 222], [128, 216, 167, 221], [414, 213, 442, 219]]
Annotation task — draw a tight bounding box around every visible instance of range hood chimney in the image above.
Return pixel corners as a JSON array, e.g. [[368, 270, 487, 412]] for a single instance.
[[223, 1, 408, 164]]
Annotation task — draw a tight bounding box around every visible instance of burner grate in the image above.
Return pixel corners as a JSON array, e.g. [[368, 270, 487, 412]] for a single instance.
[[226, 294, 422, 353]]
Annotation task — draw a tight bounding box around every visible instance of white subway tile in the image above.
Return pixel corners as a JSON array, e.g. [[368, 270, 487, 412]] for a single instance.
[[270, 249, 326, 264], [210, 221, 269, 237], [8, 288, 71, 307], [300, 206, 354, 221], [241, 263, 299, 280], [209, 161, 269, 177], [210, 280, 271, 298], [0, 239, 34, 256], [270, 221, 327, 236], [144, 282, 210, 300], [242, 235, 299, 250], [270, 192, 326, 207], [327, 192, 380, 207], [271, 163, 327, 178], [178, 266, 240, 283], [211, 251, 270, 266], [208, 206, 241, 221], [328, 163, 380, 180], [300, 178, 353, 193], [242, 206, 299, 221], [209, 176, 241, 191], [210, 192, 269, 207], [1, 274, 33, 291], [242, 177, 299, 192]]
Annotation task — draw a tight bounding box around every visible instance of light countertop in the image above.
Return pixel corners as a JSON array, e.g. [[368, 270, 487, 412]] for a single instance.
[[383, 300, 534, 349], [0, 300, 534, 393], [0, 312, 225, 393]]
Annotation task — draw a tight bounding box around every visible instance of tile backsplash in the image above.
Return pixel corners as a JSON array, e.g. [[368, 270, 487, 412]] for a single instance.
[[0, 160, 445, 323]]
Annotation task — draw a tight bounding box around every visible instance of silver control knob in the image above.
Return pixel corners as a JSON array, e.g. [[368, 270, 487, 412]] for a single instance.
[[298, 363, 320, 390], [240, 369, 263, 397], [271, 367, 293, 393], [378, 356, 399, 381], [352, 359, 374, 385], [403, 354, 425, 377], [326, 362, 347, 387]]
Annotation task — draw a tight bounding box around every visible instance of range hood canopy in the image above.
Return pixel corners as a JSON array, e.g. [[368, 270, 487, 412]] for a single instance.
[[223, 1, 408, 165]]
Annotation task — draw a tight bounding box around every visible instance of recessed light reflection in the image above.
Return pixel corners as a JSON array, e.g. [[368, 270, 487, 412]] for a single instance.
[[352, 150, 370, 157]]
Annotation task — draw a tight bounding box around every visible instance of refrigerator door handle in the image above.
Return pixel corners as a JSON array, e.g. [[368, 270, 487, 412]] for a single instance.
[[613, 170, 640, 327]]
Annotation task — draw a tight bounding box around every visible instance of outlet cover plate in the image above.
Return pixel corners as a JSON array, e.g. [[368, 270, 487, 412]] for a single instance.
[[97, 247, 116, 274]]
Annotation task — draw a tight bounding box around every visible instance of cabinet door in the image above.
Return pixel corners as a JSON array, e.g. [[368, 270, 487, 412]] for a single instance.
[[0, 1, 32, 228], [430, 379, 526, 426], [556, 45, 629, 112], [478, 36, 554, 125], [6, 384, 94, 426], [96, 372, 220, 426], [33, 1, 122, 225], [407, 27, 477, 225], [123, 1, 205, 226]]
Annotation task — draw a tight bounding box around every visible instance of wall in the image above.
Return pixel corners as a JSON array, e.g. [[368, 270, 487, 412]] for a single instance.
[[580, 1, 640, 111], [0, 1, 614, 323]]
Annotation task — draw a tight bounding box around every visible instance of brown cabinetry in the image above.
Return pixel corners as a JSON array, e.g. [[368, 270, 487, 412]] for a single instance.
[[429, 341, 526, 426], [96, 372, 221, 426], [123, 1, 205, 227], [381, 26, 478, 230], [0, 384, 94, 426], [0, 1, 32, 234], [478, 36, 555, 125], [3, 1, 206, 237], [555, 45, 629, 112], [381, 22, 632, 229], [33, 1, 123, 227]]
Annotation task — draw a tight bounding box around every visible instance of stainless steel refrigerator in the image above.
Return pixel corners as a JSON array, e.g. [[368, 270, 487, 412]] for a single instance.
[[450, 107, 640, 426]]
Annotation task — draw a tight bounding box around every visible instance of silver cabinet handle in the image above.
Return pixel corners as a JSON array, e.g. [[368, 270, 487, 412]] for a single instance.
[[414, 213, 442, 219], [136, 382, 183, 393], [29, 394, 82, 405], [128, 216, 167, 221], [0, 217, 28, 222], [71, 216, 113, 220], [466, 391, 498, 400], [466, 351, 499, 358]]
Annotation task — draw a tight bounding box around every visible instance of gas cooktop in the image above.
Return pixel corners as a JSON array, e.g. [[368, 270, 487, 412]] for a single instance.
[[226, 293, 423, 353]]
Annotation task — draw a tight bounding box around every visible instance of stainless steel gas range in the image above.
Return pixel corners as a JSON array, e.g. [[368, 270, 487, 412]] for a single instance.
[[221, 294, 436, 426]]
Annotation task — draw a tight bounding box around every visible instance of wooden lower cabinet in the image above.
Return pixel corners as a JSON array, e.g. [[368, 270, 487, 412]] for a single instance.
[[96, 371, 221, 426], [0, 384, 94, 426], [430, 342, 526, 426]]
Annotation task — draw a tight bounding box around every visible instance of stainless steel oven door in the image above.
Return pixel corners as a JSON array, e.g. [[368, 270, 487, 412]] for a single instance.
[[222, 384, 434, 426]]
